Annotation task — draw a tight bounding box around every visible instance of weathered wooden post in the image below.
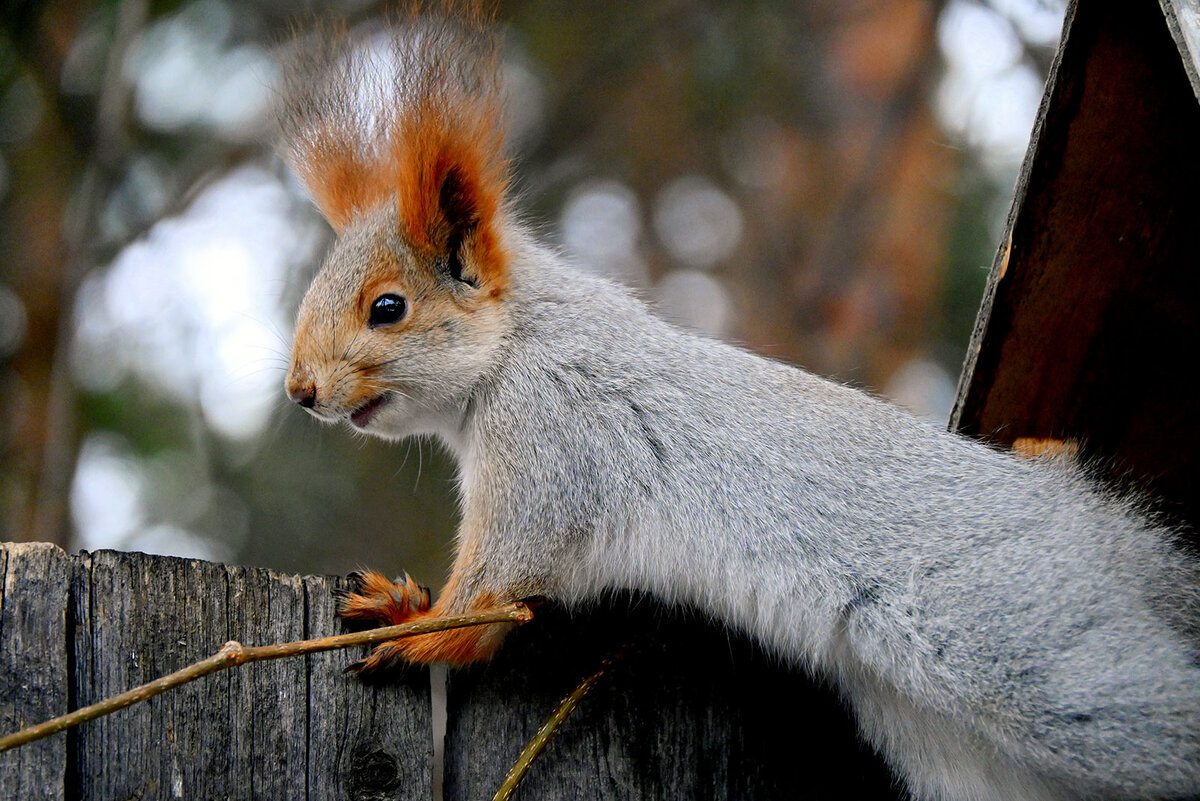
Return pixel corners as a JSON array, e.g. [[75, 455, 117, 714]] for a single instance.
[[0, 543, 69, 800], [444, 602, 900, 800], [0, 544, 432, 800]]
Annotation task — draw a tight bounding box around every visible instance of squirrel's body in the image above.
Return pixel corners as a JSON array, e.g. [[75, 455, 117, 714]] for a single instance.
[[280, 12, 1200, 800]]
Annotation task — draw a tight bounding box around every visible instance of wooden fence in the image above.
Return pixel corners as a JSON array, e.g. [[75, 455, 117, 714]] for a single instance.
[[0, 542, 902, 800]]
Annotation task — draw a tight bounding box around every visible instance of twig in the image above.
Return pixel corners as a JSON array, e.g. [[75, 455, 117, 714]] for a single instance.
[[0, 601, 534, 754], [492, 643, 631, 801]]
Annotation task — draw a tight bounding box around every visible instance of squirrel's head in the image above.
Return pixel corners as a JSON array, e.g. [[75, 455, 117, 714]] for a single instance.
[[279, 12, 511, 439]]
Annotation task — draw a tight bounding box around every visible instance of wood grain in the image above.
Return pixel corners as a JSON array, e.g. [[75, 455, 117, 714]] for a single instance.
[[0, 542, 70, 800], [443, 597, 903, 801], [303, 572, 433, 801], [0, 544, 432, 799]]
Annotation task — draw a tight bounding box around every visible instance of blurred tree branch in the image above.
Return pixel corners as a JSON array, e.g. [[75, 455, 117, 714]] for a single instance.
[[0, 0, 86, 545], [0, 0, 146, 544], [802, 0, 946, 295]]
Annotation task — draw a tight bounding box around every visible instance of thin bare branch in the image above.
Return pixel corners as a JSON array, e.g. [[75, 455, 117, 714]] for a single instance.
[[492, 643, 631, 801], [0, 601, 534, 754]]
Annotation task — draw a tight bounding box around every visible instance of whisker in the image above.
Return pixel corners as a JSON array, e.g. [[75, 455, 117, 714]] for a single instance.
[[414, 436, 424, 491]]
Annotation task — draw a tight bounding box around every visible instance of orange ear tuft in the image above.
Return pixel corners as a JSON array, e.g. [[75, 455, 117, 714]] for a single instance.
[[289, 137, 376, 234], [278, 9, 510, 286], [392, 86, 509, 288]]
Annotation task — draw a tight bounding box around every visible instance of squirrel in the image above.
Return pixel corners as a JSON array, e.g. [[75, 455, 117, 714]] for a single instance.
[[277, 9, 1200, 801]]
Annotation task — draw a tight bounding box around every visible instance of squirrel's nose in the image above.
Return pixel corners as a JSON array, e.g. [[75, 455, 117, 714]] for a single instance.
[[285, 370, 317, 409], [290, 384, 317, 409]]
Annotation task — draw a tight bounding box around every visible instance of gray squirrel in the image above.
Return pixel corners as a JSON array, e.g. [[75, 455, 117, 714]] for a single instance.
[[278, 10, 1200, 801]]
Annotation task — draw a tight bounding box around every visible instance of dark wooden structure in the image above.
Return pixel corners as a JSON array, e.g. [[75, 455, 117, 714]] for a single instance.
[[952, 0, 1200, 534], [0, 543, 900, 800]]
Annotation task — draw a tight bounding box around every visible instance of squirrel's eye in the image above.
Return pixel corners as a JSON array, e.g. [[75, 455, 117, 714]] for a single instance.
[[368, 294, 407, 328]]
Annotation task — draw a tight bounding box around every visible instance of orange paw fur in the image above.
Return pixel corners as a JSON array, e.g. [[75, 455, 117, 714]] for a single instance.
[[337, 570, 431, 626], [336, 570, 504, 671]]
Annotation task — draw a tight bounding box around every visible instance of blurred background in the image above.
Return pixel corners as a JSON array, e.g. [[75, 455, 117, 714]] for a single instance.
[[0, 0, 1064, 584]]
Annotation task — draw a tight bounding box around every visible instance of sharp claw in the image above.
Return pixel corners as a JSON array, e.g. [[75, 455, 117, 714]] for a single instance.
[[357, 655, 383, 674]]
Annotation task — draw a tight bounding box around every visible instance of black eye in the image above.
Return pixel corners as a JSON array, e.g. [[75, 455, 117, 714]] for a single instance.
[[369, 294, 407, 328]]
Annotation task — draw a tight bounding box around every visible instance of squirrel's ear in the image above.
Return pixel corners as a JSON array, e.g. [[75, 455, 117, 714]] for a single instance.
[[277, 15, 510, 283], [438, 165, 483, 285], [394, 110, 509, 293], [275, 26, 373, 234]]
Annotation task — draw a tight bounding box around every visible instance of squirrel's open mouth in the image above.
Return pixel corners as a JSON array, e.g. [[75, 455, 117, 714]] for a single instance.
[[349, 394, 390, 428]]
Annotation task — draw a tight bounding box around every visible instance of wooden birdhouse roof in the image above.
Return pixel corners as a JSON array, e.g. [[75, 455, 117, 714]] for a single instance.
[[952, 0, 1200, 534]]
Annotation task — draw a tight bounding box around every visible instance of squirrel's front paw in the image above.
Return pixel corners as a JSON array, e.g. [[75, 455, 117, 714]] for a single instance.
[[336, 570, 431, 627], [334, 570, 506, 671], [335, 570, 434, 673]]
